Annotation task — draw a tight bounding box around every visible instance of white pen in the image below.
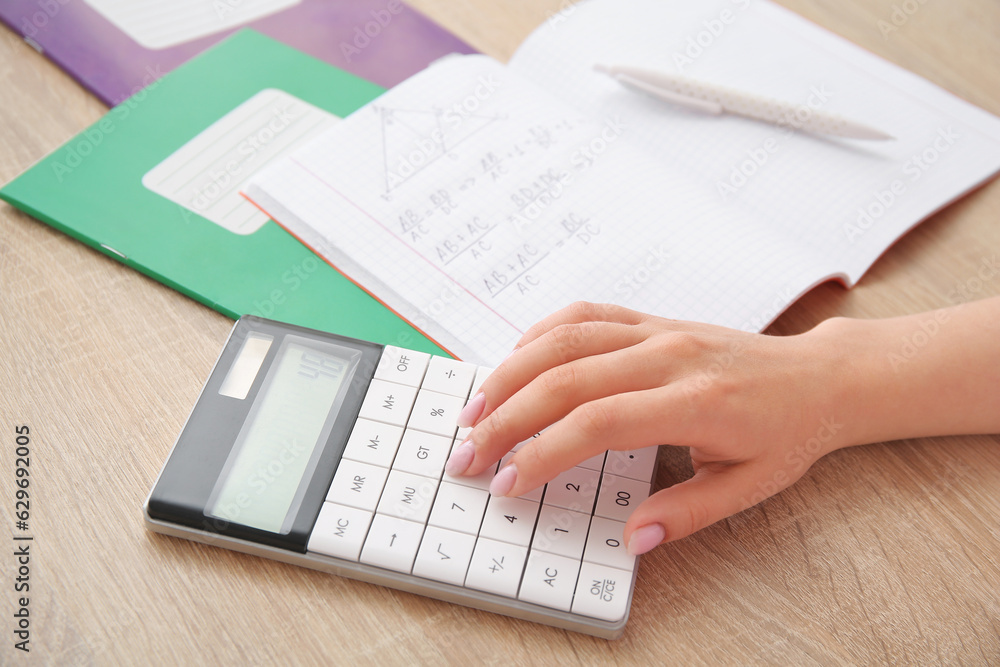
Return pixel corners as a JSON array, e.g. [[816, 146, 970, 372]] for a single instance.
[[594, 64, 893, 141]]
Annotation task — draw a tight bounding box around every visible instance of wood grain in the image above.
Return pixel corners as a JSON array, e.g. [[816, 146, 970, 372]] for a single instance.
[[1, 1, 998, 664]]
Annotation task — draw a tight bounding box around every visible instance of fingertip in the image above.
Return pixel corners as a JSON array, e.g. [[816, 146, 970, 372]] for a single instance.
[[445, 440, 475, 476], [456, 391, 486, 428], [626, 523, 666, 556], [489, 463, 517, 497]]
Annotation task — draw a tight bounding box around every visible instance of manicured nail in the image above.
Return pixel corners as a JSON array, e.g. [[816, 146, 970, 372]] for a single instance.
[[627, 524, 665, 556], [489, 463, 517, 497], [445, 440, 475, 476], [456, 391, 486, 428]]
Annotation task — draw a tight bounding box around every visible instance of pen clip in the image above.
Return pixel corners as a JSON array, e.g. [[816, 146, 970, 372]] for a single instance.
[[614, 73, 724, 115]]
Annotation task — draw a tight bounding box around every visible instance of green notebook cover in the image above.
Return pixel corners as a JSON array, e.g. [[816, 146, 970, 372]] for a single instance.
[[1, 29, 445, 356]]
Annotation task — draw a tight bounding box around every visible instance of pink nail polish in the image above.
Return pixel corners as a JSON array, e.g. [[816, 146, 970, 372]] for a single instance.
[[456, 391, 486, 428], [627, 524, 665, 556], [445, 440, 475, 476], [489, 464, 517, 497]]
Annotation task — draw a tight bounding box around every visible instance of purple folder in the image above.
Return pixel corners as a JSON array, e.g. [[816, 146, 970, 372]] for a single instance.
[[1, 0, 474, 105]]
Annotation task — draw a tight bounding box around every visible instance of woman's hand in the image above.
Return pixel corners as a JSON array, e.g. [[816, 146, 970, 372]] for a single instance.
[[444, 301, 860, 555], [445, 296, 1000, 555]]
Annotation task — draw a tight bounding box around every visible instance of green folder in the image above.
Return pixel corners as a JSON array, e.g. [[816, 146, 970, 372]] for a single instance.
[[1, 29, 444, 356]]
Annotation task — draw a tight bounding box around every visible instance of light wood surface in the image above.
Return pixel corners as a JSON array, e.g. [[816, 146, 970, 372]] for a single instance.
[[2, 1, 999, 664]]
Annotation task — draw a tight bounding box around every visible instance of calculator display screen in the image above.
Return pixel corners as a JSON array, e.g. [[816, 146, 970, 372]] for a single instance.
[[207, 341, 356, 534]]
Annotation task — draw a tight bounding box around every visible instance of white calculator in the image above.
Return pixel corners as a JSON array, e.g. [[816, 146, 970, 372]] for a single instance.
[[145, 316, 657, 639]]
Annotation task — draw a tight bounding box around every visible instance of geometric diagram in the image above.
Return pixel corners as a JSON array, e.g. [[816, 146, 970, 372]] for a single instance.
[[376, 104, 503, 196]]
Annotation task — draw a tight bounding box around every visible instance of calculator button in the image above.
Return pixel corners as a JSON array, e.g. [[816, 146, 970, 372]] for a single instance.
[[412, 526, 476, 586], [392, 429, 452, 479], [406, 389, 465, 438], [470, 366, 494, 398], [542, 466, 600, 513], [583, 516, 636, 572], [518, 551, 581, 612], [594, 474, 651, 523], [374, 346, 430, 387], [465, 537, 528, 598], [342, 418, 404, 469], [604, 446, 659, 482], [500, 453, 544, 502], [571, 562, 632, 622], [577, 450, 607, 472], [326, 459, 388, 512], [420, 356, 477, 397], [359, 379, 418, 427], [308, 503, 373, 561], [376, 470, 438, 523], [359, 514, 425, 573], [531, 506, 591, 559], [428, 482, 489, 535], [479, 496, 540, 547]]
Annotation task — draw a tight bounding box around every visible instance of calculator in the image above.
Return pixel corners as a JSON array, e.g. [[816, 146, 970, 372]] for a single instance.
[[144, 316, 657, 639]]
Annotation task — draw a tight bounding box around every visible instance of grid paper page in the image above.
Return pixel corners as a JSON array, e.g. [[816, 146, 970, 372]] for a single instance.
[[246, 56, 826, 365], [510, 0, 1000, 285]]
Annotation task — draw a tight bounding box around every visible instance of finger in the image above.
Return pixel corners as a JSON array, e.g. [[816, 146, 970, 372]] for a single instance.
[[490, 385, 694, 497], [462, 342, 666, 477], [622, 463, 768, 554], [516, 301, 647, 350], [462, 320, 645, 429]]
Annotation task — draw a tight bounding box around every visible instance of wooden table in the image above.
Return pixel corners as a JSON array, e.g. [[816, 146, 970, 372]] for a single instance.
[[2, 1, 999, 663]]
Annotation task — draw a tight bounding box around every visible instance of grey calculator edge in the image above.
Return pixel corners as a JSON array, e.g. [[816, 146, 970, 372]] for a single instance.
[[143, 315, 649, 639]]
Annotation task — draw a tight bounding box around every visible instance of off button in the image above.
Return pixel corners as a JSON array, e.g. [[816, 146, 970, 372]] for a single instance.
[[374, 346, 430, 388]]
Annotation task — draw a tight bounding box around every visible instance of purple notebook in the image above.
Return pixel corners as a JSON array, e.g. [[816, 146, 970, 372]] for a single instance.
[[1, 0, 474, 105]]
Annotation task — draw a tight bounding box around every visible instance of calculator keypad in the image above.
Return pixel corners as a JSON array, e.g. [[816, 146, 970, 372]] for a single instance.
[[309, 345, 656, 624]]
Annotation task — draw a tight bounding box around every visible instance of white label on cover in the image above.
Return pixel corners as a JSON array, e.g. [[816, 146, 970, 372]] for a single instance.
[[83, 0, 301, 51], [142, 88, 338, 235]]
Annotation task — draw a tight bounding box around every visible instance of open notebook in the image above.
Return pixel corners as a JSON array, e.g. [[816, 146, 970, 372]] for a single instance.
[[245, 0, 1000, 366]]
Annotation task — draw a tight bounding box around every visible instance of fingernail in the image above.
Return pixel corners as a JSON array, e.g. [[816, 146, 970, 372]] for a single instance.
[[456, 391, 486, 428], [445, 440, 475, 476], [489, 463, 517, 497], [501, 346, 519, 364], [627, 524, 665, 556]]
